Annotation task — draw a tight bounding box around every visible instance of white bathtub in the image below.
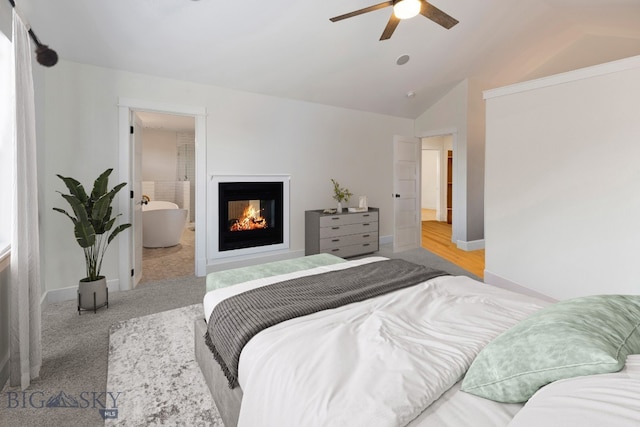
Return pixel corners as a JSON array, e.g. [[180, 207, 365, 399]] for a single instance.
[[142, 201, 188, 248]]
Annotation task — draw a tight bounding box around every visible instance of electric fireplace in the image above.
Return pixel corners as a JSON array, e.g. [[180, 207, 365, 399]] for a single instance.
[[218, 181, 284, 252]]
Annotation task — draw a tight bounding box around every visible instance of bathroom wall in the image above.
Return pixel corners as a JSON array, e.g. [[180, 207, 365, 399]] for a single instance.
[[177, 132, 196, 222], [143, 128, 196, 222], [142, 128, 177, 181]]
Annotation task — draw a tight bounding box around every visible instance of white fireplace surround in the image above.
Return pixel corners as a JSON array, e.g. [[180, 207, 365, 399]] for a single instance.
[[209, 174, 290, 261]]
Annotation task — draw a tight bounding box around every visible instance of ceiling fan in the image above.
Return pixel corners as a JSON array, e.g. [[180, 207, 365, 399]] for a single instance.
[[330, 0, 459, 41]]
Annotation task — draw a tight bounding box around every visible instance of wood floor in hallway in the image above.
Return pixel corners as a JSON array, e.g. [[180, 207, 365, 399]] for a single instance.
[[421, 220, 485, 279]]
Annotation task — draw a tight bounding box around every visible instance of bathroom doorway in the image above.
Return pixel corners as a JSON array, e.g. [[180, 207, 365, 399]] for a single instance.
[[134, 111, 197, 285]]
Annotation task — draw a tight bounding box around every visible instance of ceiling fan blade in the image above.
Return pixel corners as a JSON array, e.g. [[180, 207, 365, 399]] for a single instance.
[[420, 1, 459, 29], [380, 14, 401, 40], [330, 1, 393, 22]]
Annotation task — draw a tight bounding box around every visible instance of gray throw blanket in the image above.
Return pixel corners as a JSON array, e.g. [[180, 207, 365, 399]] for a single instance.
[[204, 259, 449, 388]]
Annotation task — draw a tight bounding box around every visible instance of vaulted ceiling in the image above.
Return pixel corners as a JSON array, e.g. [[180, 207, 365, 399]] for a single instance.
[[17, 0, 640, 118]]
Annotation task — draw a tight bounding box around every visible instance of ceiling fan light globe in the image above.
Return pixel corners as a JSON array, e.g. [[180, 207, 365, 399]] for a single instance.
[[393, 0, 421, 20]]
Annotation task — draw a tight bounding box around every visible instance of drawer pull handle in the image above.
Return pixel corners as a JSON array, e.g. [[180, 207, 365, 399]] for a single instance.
[[363, 243, 370, 247], [363, 223, 370, 226], [363, 214, 370, 217], [331, 217, 340, 220], [332, 227, 340, 230], [332, 239, 340, 242], [362, 234, 370, 238], [331, 249, 340, 252]]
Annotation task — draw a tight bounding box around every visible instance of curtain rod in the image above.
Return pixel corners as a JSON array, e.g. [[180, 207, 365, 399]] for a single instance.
[[7, 0, 58, 66]]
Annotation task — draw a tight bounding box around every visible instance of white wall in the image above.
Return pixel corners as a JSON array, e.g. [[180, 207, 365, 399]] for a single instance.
[[484, 55, 640, 300], [40, 60, 414, 292], [421, 150, 438, 210], [466, 79, 487, 242]]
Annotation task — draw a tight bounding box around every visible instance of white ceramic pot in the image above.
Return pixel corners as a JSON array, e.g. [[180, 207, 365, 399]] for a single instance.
[[78, 276, 108, 311]]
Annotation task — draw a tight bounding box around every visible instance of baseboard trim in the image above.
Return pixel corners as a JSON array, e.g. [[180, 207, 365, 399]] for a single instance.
[[456, 239, 485, 251], [42, 278, 121, 305], [484, 270, 556, 302]]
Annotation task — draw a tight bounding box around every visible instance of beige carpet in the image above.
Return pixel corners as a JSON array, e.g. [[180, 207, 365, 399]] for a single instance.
[[0, 275, 207, 427]]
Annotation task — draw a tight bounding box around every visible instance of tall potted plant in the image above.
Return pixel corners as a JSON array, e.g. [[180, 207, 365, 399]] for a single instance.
[[53, 168, 131, 312]]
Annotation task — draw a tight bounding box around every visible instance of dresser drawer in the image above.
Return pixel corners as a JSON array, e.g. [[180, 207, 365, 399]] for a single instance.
[[320, 232, 378, 251], [322, 241, 378, 258], [319, 222, 378, 239], [319, 211, 378, 227], [306, 208, 379, 258]]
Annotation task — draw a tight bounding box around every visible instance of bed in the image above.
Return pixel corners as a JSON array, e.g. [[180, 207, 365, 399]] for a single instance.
[[194, 254, 640, 427]]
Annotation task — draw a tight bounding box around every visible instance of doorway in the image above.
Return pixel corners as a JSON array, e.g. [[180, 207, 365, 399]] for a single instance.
[[135, 111, 196, 285], [117, 98, 207, 292], [420, 134, 485, 278], [421, 135, 452, 224]]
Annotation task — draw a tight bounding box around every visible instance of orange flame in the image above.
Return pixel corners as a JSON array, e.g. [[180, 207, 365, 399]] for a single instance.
[[230, 205, 268, 231]]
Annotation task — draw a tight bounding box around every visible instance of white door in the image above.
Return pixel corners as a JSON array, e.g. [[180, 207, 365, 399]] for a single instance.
[[132, 112, 143, 286], [393, 136, 421, 252]]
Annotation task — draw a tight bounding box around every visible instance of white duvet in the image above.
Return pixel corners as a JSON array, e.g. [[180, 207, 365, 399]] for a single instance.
[[204, 257, 548, 427], [508, 355, 640, 427]]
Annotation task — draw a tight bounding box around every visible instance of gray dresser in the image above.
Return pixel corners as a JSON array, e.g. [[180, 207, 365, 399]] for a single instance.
[[305, 208, 379, 258]]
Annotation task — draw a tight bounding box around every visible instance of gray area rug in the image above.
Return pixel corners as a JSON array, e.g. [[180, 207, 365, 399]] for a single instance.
[[106, 304, 222, 426]]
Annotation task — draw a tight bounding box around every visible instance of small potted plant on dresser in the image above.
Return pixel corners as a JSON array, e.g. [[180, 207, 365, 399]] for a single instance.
[[331, 178, 353, 213], [53, 168, 131, 314]]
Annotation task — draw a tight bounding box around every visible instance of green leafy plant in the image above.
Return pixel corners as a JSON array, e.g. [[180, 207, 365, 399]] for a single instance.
[[330, 178, 353, 203], [53, 168, 131, 282]]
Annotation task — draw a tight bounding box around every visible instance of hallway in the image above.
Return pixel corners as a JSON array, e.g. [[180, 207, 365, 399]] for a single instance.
[[421, 211, 485, 278]]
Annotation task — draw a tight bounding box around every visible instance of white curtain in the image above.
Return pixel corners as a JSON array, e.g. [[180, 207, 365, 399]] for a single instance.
[[9, 11, 42, 390]]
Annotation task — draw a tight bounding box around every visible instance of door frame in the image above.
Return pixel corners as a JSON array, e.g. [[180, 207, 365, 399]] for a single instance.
[[132, 112, 143, 286], [117, 97, 207, 291], [417, 128, 462, 244]]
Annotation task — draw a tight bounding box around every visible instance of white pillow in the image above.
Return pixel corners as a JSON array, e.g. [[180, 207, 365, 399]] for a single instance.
[[508, 355, 640, 427]]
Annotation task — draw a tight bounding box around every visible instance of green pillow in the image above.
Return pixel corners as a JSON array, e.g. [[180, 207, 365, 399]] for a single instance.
[[461, 295, 640, 403]]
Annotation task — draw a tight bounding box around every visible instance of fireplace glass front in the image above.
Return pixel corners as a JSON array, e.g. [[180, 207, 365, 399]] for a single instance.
[[218, 182, 284, 251]]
